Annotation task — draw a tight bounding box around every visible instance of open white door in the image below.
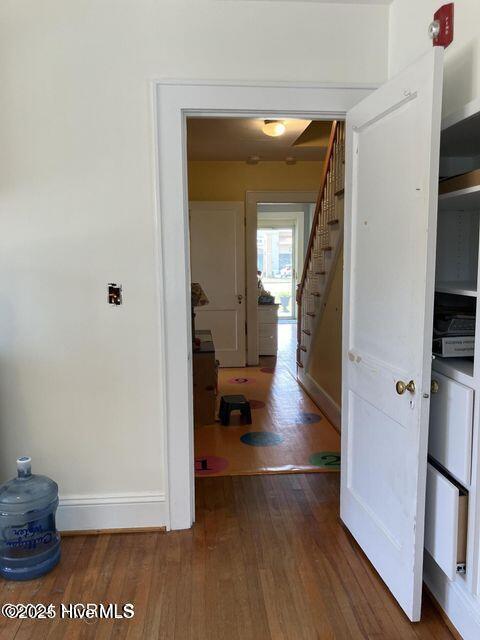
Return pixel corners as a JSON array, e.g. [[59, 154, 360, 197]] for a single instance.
[[189, 201, 246, 367], [341, 47, 444, 621]]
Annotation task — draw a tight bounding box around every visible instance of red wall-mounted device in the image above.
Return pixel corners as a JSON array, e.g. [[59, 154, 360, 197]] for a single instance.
[[430, 3, 454, 48]]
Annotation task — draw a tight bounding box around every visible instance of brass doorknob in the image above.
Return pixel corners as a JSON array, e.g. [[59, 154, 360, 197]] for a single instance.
[[396, 380, 416, 395], [431, 379, 439, 394]]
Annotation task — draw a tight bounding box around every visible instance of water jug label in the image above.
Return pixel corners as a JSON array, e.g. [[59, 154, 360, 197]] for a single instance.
[[4, 516, 55, 551]]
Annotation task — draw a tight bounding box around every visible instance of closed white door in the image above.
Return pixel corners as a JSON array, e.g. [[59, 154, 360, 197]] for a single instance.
[[189, 201, 246, 367], [341, 47, 444, 621]]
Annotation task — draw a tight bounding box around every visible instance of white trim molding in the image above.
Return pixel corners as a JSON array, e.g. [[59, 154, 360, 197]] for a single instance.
[[154, 79, 375, 530], [57, 492, 167, 532]]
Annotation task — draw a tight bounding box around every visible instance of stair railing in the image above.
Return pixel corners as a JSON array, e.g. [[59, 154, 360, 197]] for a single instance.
[[296, 121, 345, 367]]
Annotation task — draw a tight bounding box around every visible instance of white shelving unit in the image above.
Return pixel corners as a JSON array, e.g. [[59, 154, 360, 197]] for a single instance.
[[435, 281, 477, 297], [432, 356, 474, 387], [425, 96, 480, 640], [439, 184, 480, 212]]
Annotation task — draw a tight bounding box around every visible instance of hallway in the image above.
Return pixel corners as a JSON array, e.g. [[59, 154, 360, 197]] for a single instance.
[[194, 323, 340, 477]]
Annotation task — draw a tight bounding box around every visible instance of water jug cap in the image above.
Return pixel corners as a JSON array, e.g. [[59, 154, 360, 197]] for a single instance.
[[16, 456, 32, 477]]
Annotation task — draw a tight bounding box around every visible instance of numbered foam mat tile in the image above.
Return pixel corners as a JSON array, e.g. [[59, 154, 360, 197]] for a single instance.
[[227, 377, 256, 385], [260, 367, 275, 374], [240, 432, 284, 447], [309, 451, 341, 469]]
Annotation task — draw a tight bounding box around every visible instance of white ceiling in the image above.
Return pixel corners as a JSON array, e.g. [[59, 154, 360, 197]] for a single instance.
[[187, 117, 331, 162]]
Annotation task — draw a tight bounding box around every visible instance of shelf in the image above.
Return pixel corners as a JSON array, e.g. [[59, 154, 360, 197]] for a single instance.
[[441, 98, 480, 157], [435, 281, 477, 297], [439, 184, 480, 212], [432, 356, 474, 388]]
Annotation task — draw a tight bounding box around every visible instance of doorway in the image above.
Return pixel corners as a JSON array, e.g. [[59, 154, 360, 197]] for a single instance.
[[257, 202, 314, 322], [154, 80, 373, 530], [187, 116, 341, 483], [257, 224, 296, 319]]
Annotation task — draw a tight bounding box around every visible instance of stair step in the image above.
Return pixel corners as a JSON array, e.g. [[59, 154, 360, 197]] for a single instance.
[[335, 188, 345, 196], [327, 219, 339, 226], [300, 345, 307, 352], [302, 329, 311, 336], [306, 312, 316, 318], [296, 360, 304, 368]]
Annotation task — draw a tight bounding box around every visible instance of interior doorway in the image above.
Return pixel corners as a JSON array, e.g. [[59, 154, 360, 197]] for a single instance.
[[187, 115, 341, 480], [154, 80, 372, 530], [257, 202, 314, 322], [257, 225, 296, 319]]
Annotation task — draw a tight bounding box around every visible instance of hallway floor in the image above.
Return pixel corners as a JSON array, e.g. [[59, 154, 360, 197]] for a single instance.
[[0, 474, 454, 639], [194, 323, 340, 477]]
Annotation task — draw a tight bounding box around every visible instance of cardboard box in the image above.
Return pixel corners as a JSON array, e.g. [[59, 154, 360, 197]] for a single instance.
[[433, 336, 475, 357]]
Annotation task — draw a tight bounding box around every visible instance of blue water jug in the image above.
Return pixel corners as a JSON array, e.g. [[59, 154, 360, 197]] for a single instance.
[[0, 457, 60, 580]]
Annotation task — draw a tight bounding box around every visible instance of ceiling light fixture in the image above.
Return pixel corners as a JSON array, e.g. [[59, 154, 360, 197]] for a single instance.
[[262, 120, 286, 137]]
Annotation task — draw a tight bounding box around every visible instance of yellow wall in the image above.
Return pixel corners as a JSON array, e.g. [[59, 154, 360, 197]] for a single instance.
[[307, 191, 344, 421], [188, 161, 322, 201], [307, 249, 343, 408]]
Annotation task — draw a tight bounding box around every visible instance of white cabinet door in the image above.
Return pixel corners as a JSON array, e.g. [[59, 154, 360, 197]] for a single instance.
[[189, 201, 246, 367], [341, 48, 444, 621]]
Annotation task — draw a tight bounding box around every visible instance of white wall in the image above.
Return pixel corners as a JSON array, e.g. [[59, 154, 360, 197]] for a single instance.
[[0, 0, 389, 528], [388, 0, 480, 117]]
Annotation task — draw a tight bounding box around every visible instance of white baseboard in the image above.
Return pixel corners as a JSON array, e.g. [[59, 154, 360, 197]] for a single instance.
[[298, 370, 341, 432], [57, 491, 168, 532], [424, 552, 480, 640]]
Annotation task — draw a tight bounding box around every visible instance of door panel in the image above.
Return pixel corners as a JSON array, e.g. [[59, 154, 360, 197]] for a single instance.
[[341, 48, 444, 621], [189, 202, 246, 367]]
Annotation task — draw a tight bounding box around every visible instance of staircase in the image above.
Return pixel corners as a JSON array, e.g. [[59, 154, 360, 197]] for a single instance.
[[296, 120, 345, 375]]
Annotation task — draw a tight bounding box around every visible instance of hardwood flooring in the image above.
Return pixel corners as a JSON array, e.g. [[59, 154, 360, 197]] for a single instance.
[[0, 474, 454, 639]]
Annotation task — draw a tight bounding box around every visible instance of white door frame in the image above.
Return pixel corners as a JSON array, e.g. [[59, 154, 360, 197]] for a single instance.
[[246, 191, 317, 364], [153, 80, 376, 530]]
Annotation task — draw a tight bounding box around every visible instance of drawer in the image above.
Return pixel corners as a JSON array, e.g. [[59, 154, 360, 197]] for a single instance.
[[428, 371, 473, 487], [258, 305, 279, 324], [424, 463, 467, 580], [259, 334, 277, 356], [259, 323, 278, 340]]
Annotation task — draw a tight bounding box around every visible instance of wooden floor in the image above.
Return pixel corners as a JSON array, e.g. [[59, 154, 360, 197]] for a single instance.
[[0, 474, 454, 639]]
